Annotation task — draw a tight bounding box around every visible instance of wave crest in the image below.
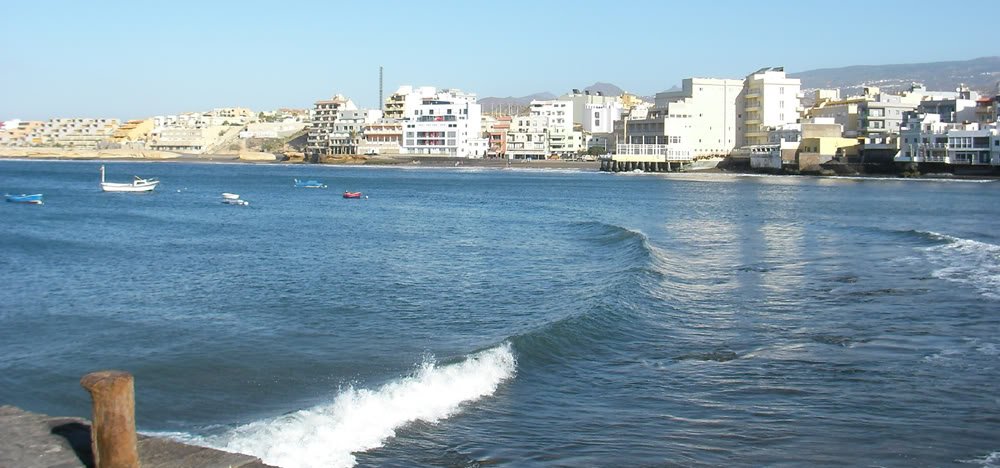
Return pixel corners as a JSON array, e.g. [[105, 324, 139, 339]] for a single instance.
[[186, 344, 516, 468]]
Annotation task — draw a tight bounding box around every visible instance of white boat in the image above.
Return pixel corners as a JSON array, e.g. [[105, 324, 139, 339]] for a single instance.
[[100, 165, 158, 192], [221, 193, 249, 206]]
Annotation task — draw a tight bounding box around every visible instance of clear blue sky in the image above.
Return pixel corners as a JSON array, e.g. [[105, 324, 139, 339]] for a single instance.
[[2, 0, 997, 121]]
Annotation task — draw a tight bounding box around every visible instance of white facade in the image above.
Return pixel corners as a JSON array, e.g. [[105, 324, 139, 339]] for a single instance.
[[399, 87, 486, 158], [506, 99, 584, 159], [618, 78, 742, 159], [740, 67, 801, 146], [899, 113, 999, 166], [558, 91, 623, 133]]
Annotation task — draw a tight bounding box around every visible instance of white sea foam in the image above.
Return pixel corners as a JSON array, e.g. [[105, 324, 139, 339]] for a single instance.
[[959, 450, 1000, 467], [179, 344, 516, 468], [922, 232, 1000, 300]]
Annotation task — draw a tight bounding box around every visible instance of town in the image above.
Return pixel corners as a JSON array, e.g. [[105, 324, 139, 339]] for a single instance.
[[2, 65, 999, 176]]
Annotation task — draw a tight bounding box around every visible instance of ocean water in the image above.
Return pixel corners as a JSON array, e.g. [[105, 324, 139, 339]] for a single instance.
[[1, 160, 999, 467]]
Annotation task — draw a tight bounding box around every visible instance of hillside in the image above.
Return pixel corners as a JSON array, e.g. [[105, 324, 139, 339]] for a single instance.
[[476, 57, 1000, 111], [790, 56, 1000, 97]]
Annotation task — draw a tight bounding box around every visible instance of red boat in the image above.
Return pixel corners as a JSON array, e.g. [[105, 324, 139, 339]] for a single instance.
[[343, 191, 363, 199]]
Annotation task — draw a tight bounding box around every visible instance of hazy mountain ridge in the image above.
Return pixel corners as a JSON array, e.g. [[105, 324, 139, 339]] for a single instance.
[[477, 57, 1000, 110], [790, 56, 1000, 97]]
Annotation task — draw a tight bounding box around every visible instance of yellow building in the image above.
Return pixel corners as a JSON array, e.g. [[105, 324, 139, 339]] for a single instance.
[[796, 120, 859, 170]]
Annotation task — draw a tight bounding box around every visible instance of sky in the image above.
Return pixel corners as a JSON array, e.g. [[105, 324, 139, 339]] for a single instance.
[[2, 0, 997, 121]]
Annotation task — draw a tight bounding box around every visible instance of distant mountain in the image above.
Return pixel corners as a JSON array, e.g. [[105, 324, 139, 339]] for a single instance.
[[478, 82, 632, 110], [583, 82, 624, 96], [791, 56, 1000, 98]]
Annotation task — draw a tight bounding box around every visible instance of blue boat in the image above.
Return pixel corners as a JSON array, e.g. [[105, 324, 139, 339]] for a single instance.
[[294, 179, 327, 188], [5, 193, 44, 204]]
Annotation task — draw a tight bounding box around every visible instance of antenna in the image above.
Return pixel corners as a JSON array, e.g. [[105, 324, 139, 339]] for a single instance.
[[379, 66, 384, 112]]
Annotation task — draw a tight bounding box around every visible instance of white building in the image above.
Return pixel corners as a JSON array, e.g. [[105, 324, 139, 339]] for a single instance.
[[617, 78, 743, 160], [558, 90, 623, 134], [898, 113, 999, 166], [739, 67, 801, 146], [506, 99, 584, 159], [398, 87, 487, 158]]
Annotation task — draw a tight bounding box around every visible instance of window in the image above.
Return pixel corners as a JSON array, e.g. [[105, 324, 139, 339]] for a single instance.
[[780, 87, 785, 94], [595, 120, 600, 127]]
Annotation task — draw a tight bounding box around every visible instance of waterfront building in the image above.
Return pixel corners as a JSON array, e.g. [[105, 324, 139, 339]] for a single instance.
[[28, 118, 121, 149], [0, 120, 44, 146], [148, 110, 246, 154], [506, 114, 549, 160], [326, 109, 382, 155], [899, 113, 998, 166], [506, 100, 583, 159], [617, 78, 743, 161], [397, 87, 487, 158], [482, 115, 511, 158], [796, 118, 858, 170], [738, 67, 801, 146], [360, 119, 403, 155], [307, 95, 358, 157]]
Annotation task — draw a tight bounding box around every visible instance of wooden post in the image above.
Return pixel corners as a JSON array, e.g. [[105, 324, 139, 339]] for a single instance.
[[81, 370, 139, 468]]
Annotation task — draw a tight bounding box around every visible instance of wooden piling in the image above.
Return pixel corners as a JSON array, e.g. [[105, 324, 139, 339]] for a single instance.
[[81, 370, 140, 468]]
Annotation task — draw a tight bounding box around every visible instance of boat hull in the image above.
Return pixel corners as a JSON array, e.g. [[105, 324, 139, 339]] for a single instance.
[[5, 194, 44, 204], [101, 181, 158, 192], [343, 192, 363, 199]]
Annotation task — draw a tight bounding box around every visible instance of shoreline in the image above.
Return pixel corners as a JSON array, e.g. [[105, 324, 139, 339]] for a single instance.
[[3, 151, 997, 181]]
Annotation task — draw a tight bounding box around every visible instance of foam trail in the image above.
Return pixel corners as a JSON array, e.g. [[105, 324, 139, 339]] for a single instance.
[[188, 344, 516, 468], [922, 232, 1000, 300]]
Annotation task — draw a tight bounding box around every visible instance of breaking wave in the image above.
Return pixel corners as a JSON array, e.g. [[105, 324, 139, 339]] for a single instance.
[[178, 344, 515, 468], [921, 231, 1000, 300]]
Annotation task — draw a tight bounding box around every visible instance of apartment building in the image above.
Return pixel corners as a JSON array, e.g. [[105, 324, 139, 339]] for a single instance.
[[360, 119, 403, 155], [307, 95, 358, 156], [899, 114, 998, 166], [0, 120, 44, 146], [739, 67, 801, 146], [805, 87, 917, 137], [617, 78, 743, 160], [506, 100, 582, 159], [398, 87, 487, 158], [29, 118, 121, 148], [558, 90, 623, 134], [482, 115, 511, 157], [326, 109, 382, 155]]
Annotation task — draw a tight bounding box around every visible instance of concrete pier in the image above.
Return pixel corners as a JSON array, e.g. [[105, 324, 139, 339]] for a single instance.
[[0, 405, 276, 468]]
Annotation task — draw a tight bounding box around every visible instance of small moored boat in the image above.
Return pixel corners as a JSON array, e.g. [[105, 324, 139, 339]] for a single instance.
[[221, 193, 249, 206], [100, 165, 158, 192], [5, 193, 44, 204], [342, 191, 363, 199], [294, 179, 327, 188]]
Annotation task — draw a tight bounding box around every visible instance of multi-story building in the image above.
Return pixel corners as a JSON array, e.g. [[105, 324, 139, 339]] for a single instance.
[[325, 109, 381, 155], [914, 85, 981, 124], [398, 87, 487, 158], [617, 78, 743, 160], [482, 115, 511, 158], [507, 114, 549, 160], [739, 67, 801, 146], [0, 120, 44, 146], [360, 119, 403, 155], [558, 90, 623, 134], [307, 95, 358, 156], [29, 118, 121, 148], [506, 99, 582, 159], [899, 113, 998, 166]]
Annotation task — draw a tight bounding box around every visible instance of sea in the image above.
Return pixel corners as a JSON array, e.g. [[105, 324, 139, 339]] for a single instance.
[[1, 159, 999, 467]]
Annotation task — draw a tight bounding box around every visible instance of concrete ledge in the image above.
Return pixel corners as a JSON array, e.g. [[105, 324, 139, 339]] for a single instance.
[[0, 405, 276, 468]]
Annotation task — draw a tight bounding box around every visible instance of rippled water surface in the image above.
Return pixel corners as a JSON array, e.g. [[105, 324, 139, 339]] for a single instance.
[[1, 160, 999, 467]]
